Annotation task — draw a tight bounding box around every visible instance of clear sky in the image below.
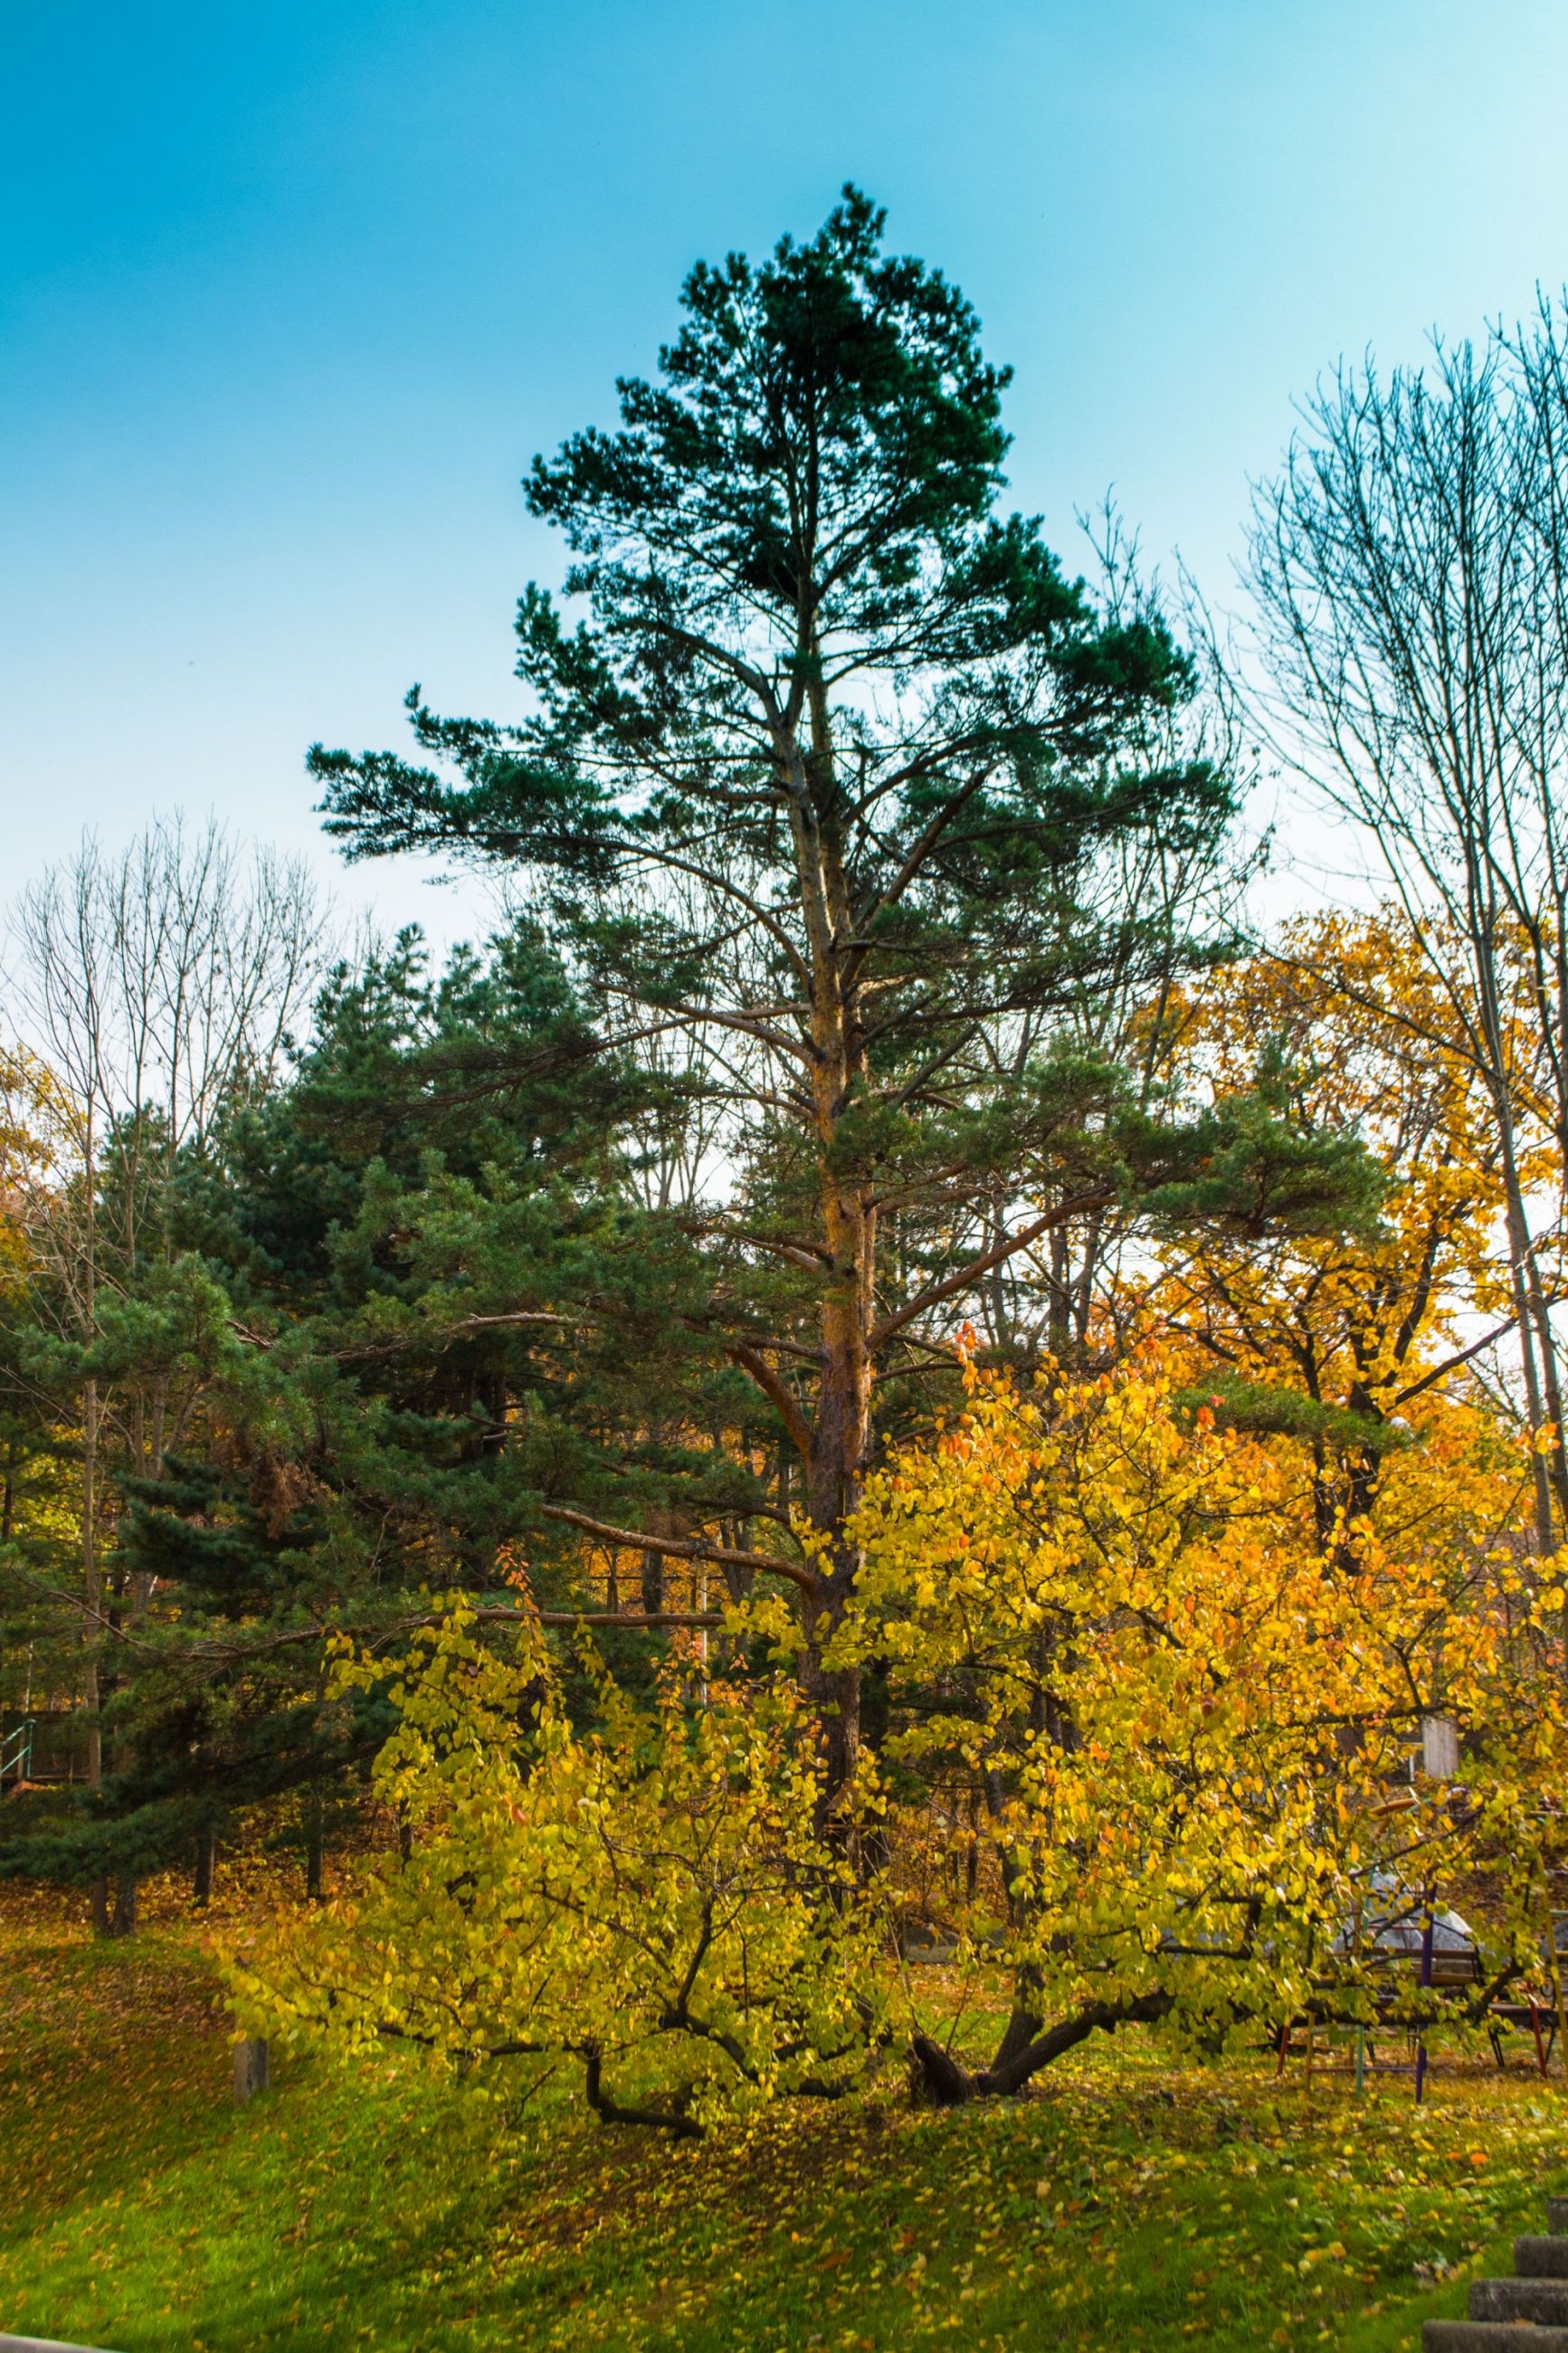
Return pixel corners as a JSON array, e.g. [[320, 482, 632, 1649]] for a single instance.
[[5, 0, 1568, 948]]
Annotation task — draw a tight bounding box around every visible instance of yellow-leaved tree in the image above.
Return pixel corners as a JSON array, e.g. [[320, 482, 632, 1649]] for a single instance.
[[836, 1351, 1567, 2102], [223, 1605, 888, 2135], [228, 1354, 1568, 2128], [1155, 912, 1540, 1544]]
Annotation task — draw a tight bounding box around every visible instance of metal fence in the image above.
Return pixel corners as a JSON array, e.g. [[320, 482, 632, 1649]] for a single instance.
[[0, 1710, 89, 1787]]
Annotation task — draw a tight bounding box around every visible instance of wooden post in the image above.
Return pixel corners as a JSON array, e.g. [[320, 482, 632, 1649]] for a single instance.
[[1531, 1999, 1549, 2079], [233, 2037, 270, 2104], [1414, 1892, 1435, 2105], [1547, 1907, 1567, 2078]]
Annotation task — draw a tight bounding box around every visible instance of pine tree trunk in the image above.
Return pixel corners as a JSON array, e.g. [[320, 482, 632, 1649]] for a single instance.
[[804, 1176, 875, 1800], [792, 672, 874, 1798]]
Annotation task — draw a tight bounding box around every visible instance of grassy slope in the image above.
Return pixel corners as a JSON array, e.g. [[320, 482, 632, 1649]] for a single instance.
[[1, 1891, 1564, 2353]]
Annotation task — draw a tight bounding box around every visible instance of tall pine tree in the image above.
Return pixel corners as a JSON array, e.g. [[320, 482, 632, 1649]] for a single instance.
[[309, 190, 1364, 1782]]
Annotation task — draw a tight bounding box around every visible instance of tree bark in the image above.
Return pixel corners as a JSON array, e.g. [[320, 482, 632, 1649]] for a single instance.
[[233, 2037, 270, 2103], [784, 673, 875, 1796], [109, 1872, 137, 1938], [910, 1991, 1177, 2105]]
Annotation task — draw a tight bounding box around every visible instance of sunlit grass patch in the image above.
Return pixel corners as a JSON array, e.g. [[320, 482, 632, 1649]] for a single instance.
[[0, 1891, 1562, 2352]]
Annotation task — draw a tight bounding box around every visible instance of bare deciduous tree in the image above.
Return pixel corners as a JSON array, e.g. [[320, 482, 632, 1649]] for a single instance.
[[1249, 300, 1568, 1547], [4, 816, 326, 1928]]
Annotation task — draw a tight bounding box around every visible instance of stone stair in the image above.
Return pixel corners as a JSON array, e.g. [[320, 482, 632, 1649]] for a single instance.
[[1423, 2198, 1568, 2349]]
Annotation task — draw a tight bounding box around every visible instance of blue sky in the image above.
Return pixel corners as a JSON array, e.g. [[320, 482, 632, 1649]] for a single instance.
[[5, 0, 1568, 946]]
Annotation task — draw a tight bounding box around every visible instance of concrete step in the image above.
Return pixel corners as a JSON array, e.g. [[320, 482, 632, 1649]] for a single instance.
[[1550, 2197, 1568, 2236], [1426, 2327, 1568, 2353], [1472, 2277, 1568, 2325], [1518, 2237, 1568, 2278], [0, 2339, 126, 2351]]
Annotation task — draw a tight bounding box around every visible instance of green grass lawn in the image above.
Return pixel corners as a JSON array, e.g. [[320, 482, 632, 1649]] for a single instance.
[[1, 1888, 1564, 2352]]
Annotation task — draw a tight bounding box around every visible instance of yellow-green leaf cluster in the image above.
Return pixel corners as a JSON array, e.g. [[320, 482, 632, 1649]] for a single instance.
[[223, 1604, 887, 2130], [839, 1353, 1568, 2043]]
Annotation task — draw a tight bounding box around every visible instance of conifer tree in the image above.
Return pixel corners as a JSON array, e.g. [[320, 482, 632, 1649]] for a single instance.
[[311, 189, 1269, 1782]]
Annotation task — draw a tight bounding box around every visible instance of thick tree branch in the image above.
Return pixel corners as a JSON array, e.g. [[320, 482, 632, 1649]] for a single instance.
[[537, 1504, 819, 1599], [581, 2045, 702, 2139], [335, 1310, 577, 1362], [680, 1219, 834, 1275], [727, 1341, 815, 1462], [1392, 1316, 1523, 1405], [845, 762, 995, 977], [869, 1194, 1110, 1353], [911, 1990, 1176, 2105]]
